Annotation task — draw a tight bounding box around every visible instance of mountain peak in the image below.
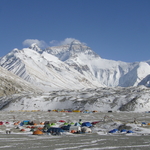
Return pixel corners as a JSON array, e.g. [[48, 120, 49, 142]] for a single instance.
[[70, 40, 82, 45], [30, 43, 38, 48], [29, 43, 43, 53]]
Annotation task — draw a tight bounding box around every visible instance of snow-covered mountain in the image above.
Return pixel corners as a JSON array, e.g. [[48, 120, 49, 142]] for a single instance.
[[43, 40, 150, 87], [0, 44, 102, 91], [0, 66, 41, 109], [1, 40, 150, 111], [1, 40, 150, 91], [0, 66, 40, 96]]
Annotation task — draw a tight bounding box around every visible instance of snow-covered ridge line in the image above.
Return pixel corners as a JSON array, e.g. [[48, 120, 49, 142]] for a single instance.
[[2, 86, 150, 112], [1, 40, 150, 111], [1, 40, 150, 90], [0, 66, 41, 98]]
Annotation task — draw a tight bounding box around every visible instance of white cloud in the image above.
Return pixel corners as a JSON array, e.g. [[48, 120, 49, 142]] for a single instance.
[[49, 38, 86, 46], [49, 40, 59, 46], [23, 38, 86, 48], [22, 39, 47, 48], [59, 38, 77, 45]]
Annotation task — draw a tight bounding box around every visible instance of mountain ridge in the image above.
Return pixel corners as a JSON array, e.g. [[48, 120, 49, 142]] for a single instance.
[[0, 46, 102, 91], [1, 40, 150, 91], [1, 40, 150, 111]]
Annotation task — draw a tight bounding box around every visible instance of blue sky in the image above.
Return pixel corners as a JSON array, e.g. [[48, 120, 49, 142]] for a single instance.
[[0, 0, 150, 62]]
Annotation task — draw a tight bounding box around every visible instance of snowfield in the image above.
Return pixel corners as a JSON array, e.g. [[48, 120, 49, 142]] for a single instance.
[[1, 86, 150, 112]]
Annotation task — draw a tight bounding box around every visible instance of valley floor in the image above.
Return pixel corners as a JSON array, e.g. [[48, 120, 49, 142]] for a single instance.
[[0, 133, 150, 150], [0, 111, 150, 150]]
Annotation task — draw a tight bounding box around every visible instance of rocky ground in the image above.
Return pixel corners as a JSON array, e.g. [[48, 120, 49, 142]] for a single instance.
[[0, 111, 150, 149]]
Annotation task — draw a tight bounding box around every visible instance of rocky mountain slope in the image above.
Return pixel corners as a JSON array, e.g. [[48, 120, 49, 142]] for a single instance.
[[2, 85, 150, 112], [0, 66, 41, 109], [0, 66, 40, 96]]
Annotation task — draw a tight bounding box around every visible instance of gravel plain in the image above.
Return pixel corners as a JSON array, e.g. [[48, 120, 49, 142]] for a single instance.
[[0, 111, 150, 150]]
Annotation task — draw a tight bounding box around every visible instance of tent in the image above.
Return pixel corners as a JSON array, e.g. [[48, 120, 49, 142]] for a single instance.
[[120, 129, 127, 133], [44, 121, 57, 129], [70, 122, 74, 125], [25, 120, 30, 125], [47, 127, 64, 135], [74, 122, 81, 126], [83, 110, 91, 113], [127, 130, 134, 133], [0, 121, 4, 125], [92, 110, 98, 113], [81, 127, 91, 133], [141, 122, 146, 125], [20, 129, 26, 132], [59, 120, 66, 123], [91, 121, 100, 125], [70, 126, 81, 132], [109, 129, 118, 133], [63, 122, 69, 125], [73, 110, 81, 112], [81, 122, 92, 127], [61, 125, 71, 131], [20, 120, 30, 126], [44, 123, 56, 129], [33, 130, 43, 135], [67, 110, 72, 112]]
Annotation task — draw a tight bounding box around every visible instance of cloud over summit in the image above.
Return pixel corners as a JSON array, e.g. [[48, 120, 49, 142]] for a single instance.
[[23, 38, 85, 49], [23, 39, 47, 48], [50, 38, 77, 46]]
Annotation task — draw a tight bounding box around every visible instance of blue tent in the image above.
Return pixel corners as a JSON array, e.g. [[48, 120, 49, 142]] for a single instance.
[[109, 129, 118, 133], [127, 130, 134, 133], [47, 127, 64, 135], [81, 122, 92, 127], [120, 129, 127, 133], [23, 120, 30, 125], [20, 120, 30, 126], [74, 122, 81, 126], [20, 122, 24, 126], [61, 125, 71, 131], [142, 122, 146, 125]]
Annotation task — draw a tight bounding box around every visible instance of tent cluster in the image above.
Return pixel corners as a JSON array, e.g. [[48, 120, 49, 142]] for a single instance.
[[36, 120, 94, 135], [1, 115, 150, 136], [0, 119, 97, 135], [48, 109, 98, 113], [109, 128, 134, 134], [9, 110, 98, 113]]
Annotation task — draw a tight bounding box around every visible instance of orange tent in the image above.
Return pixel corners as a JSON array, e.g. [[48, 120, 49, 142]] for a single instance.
[[33, 130, 43, 135], [70, 130, 76, 133], [20, 129, 26, 132]]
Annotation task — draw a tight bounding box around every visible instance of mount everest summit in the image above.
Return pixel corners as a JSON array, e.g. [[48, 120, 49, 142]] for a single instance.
[[1, 39, 150, 111], [1, 39, 150, 90]]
